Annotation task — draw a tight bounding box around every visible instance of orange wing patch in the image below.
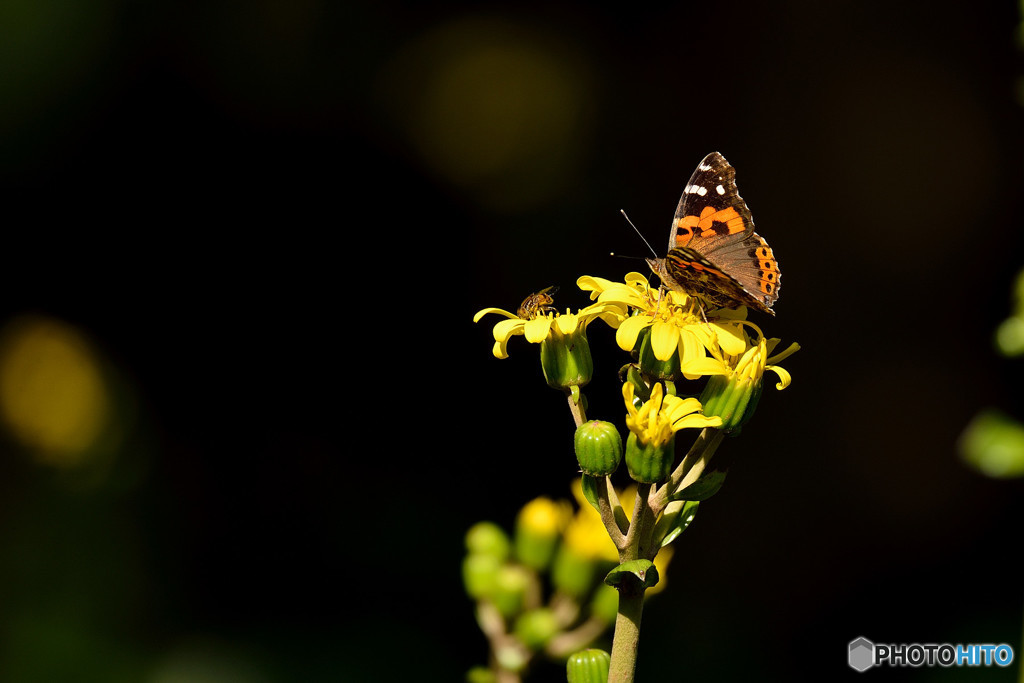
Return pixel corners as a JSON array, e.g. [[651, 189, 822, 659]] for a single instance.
[[675, 206, 745, 247], [754, 238, 780, 295]]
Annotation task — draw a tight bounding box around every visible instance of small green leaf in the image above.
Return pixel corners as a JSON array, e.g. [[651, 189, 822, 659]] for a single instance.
[[670, 470, 728, 502], [651, 500, 699, 548], [604, 559, 659, 590], [580, 474, 602, 514]]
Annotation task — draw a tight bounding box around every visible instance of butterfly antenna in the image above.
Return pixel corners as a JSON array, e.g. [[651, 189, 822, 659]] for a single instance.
[[620, 210, 658, 257]]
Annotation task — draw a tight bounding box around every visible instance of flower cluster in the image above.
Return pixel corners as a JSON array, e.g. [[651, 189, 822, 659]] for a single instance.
[[471, 269, 798, 682]]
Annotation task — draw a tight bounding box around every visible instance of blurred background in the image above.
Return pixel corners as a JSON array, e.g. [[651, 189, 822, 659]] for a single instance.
[[1, 0, 1023, 681]]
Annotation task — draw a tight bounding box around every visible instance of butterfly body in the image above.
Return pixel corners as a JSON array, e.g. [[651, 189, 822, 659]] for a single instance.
[[647, 152, 780, 315]]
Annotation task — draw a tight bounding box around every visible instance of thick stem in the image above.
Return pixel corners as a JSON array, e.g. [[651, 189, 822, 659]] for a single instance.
[[607, 579, 645, 683], [607, 483, 653, 682]]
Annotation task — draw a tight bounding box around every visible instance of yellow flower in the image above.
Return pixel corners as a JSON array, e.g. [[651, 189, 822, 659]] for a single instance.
[[473, 295, 626, 360], [685, 329, 799, 391], [577, 273, 748, 380], [515, 496, 573, 570], [692, 329, 799, 431], [623, 381, 721, 448]]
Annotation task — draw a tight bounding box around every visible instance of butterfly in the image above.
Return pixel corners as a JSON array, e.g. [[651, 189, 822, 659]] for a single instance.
[[646, 152, 780, 315]]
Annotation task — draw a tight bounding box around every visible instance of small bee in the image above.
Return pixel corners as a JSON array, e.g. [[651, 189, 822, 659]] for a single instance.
[[517, 286, 559, 319]]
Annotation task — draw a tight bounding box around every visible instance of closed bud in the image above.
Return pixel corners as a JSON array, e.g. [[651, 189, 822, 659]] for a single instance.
[[566, 648, 610, 683], [574, 421, 622, 476], [551, 543, 598, 599], [513, 608, 560, 649], [514, 497, 569, 571], [465, 522, 511, 562], [490, 565, 531, 619]]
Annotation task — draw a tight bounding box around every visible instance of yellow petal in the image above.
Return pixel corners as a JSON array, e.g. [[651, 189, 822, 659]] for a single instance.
[[576, 275, 616, 299], [665, 396, 702, 423], [767, 341, 801, 365], [680, 357, 729, 377], [555, 312, 581, 335], [767, 364, 792, 390], [677, 329, 705, 368], [493, 318, 526, 342], [674, 413, 723, 430], [714, 322, 748, 356], [650, 320, 680, 361], [616, 315, 651, 353], [473, 307, 519, 323], [523, 316, 554, 343], [624, 272, 652, 288]]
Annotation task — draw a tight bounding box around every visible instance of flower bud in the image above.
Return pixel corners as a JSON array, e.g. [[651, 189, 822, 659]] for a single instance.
[[513, 608, 560, 649], [551, 543, 598, 599], [624, 431, 675, 483], [588, 584, 619, 625], [514, 497, 569, 571], [566, 648, 610, 683], [491, 565, 531, 619], [465, 521, 511, 562], [574, 421, 622, 476], [462, 553, 502, 600]]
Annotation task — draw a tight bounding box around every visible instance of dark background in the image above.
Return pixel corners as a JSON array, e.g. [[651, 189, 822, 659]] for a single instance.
[[0, 0, 1022, 681]]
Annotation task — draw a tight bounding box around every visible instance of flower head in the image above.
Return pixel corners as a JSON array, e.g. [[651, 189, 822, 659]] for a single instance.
[[623, 381, 721, 483], [474, 291, 625, 360], [623, 381, 721, 448], [577, 273, 749, 381], [694, 329, 800, 431]]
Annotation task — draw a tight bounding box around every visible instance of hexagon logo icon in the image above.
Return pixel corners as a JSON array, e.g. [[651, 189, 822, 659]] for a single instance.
[[848, 637, 875, 672]]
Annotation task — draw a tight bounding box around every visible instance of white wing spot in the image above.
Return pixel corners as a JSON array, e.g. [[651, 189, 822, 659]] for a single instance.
[[716, 184, 726, 195]]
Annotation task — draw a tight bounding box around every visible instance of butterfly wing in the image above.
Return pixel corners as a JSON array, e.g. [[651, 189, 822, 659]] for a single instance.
[[663, 152, 780, 314]]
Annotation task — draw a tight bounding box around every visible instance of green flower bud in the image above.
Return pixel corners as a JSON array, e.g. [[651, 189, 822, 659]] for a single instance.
[[574, 421, 622, 476], [588, 584, 619, 625], [540, 326, 593, 390], [566, 648, 610, 683], [551, 543, 598, 599], [514, 497, 569, 571], [513, 608, 560, 650], [462, 553, 502, 600], [490, 565, 531, 619], [465, 522, 511, 562], [624, 430, 675, 483]]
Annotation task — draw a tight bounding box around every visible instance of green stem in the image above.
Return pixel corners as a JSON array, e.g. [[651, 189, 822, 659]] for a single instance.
[[607, 579, 645, 683], [594, 475, 627, 548], [650, 428, 724, 517], [607, 483, 653, 682], [621, 483, 652, 561], [567, 388, 587, 427]]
